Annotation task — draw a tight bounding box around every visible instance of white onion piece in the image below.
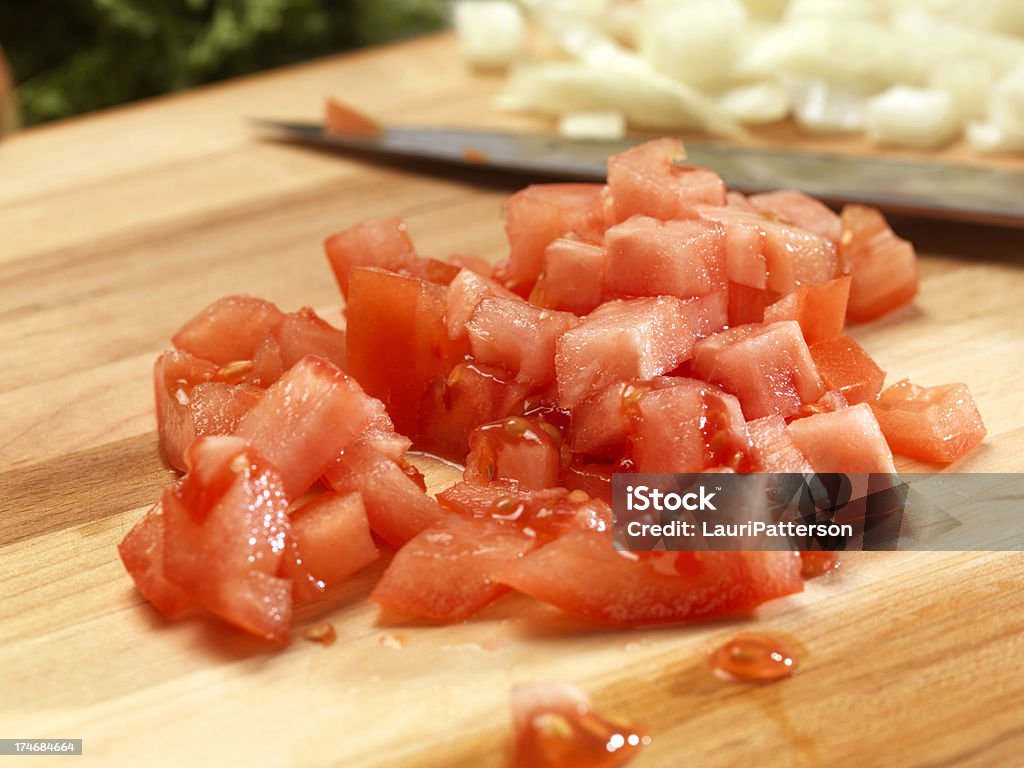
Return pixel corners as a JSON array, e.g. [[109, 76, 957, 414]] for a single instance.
[[965, 121, 1024, 153], [738, 0, 788, 20], [717, 81, 791, 125], [864, 86, 959, 149], [785, 0, 884, 24], [637, 0, 747, 90], [496, 61, 743, 137], [927, 59, 995, 123], [558, 110, 627, 140], [893, 10, 1024, 80], [786, 78, 867, 134], [739, 19, 928, 91], [453, 0, 526, 70], [988, 65, 1024, 136]]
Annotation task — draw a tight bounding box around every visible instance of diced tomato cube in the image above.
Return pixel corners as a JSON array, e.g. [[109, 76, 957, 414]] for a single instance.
[[324, 217, 416, 297], [746, 415, 814, 473], [603, 216, 726, 300], [606, 138, 725, 223], [699, 206, 839, 293], [418, 362, 530, 461], [466, 296, 579, 387], [726, 190, 758, 212], [763, 276, 851, 346], [370, 514, 537, 621], [787, 402, 897, 473], [556, 297, 695, 408], [493, 532, 803, 625], [727, 282, 780, 326], [679, 289, 729, 339], [161, 436, 292, 641], [437, 481, 612, 540], [497, 183, 607, 295], [446, 268, 518, 341], [323, 444, 446, 549], [346, 267, 467, 438], [560, 462, 613, 503], [839, 205, 919, 322], [118, 503, 190, 618], [871, 379, 986, 463], [172, 295, 285, 365], [154, 350, 263, 471], [275, 308, 347, 371], [692, 321, 825, 419], [570, 377, 679, 460], [629, 379, 751, 473], [237, 355, 400, 499], [529, 236, 607, 315], [279, 492, 379, 603], [748, 189, 842, 242], [464, 416, 563, 490], [808, 335, 885, 405]]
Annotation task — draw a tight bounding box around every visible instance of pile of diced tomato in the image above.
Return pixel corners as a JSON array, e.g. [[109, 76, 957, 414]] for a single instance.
[[119, 138, 987, 642]]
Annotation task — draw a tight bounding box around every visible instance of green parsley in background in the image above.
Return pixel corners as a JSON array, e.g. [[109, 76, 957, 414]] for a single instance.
[[0, 0, 448, 126]]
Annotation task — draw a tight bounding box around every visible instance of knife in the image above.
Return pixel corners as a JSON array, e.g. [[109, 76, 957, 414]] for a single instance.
[[255, 119, 1024, 228]]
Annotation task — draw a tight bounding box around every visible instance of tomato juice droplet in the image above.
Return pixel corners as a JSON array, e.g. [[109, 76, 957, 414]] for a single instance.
[[711, 633, 798, 682], [799, 550, 841, 579]]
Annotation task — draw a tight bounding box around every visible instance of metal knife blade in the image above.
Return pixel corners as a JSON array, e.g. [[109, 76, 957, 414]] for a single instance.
[[255, 120, 1024, 227]]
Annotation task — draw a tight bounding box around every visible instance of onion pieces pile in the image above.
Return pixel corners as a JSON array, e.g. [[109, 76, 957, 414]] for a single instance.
[[452, 0, 1024, 153]]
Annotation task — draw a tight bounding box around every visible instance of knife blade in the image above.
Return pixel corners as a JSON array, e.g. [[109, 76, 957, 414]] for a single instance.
[[255, 119, 1024, 227]]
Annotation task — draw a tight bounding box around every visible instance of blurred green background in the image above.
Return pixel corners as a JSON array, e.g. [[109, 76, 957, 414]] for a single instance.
[[0, 0, 448, 126]]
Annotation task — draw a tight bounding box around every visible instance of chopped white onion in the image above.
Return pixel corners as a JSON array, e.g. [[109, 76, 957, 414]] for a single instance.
[[453, 0, 526, 70], [557, 110, 627, 140], [637, 0, 748, 91], [865, 86, 959, 149], [468, 0, 1024, 153], [786, 78, 868, 134], [717, 81, 791, 125]]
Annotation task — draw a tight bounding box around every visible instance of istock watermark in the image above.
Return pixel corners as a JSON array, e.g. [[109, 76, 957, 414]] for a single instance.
[[611, 473, 1024, 552]]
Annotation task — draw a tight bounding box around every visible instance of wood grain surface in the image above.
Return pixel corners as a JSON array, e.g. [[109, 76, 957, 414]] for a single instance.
[[2, 32, 1023, 768]]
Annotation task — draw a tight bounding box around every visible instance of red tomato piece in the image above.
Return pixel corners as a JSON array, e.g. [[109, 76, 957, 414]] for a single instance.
[[727, 282, 780, 327], [763, 276, 851, 346], [370, 514, 537, 621], [237, 355, 402, 499], [787, 403, 897, 473], [808, 335, 885, 405], [466, 295, 579, 388], [745, 414, 814, 473], [275, 307, 347, 371], [839, 205, 919, 322], [494, 532, 804, 625], [560, 462, 613, 504], [699, 205, 839, 293], [118, 503, 190, 618], [555, 297, 695, 408], [161, 436, 292, 641], [570, 379, 656, 460], [172, 295, 285, 365], [692, 321, 825, 419], [497, 183, 607, 295], [509, 681, 647, 768], [323, 217, 416, 297], [629, 379, 751, 473], [464, 415, 564, 490], [679, 289, 729, 339], [606, 138, 725, 223], [154, 349, 263, 471], [279, 492, 379, 603], [346, 267, 467, 438], [323, 444, 446, 549], [799, 551, 840, 579], [446, 268, 518, 341], [418, 361, 530, 462], [530, 236, 607, 315], [748, 189, 842, 242], [603, 215, 726, 301], [437, 481, 612, 540], [871, 379, 986, 463]]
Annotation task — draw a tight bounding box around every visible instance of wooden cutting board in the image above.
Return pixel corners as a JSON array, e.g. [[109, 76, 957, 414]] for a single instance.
[[2, 32, 1023, 768]]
